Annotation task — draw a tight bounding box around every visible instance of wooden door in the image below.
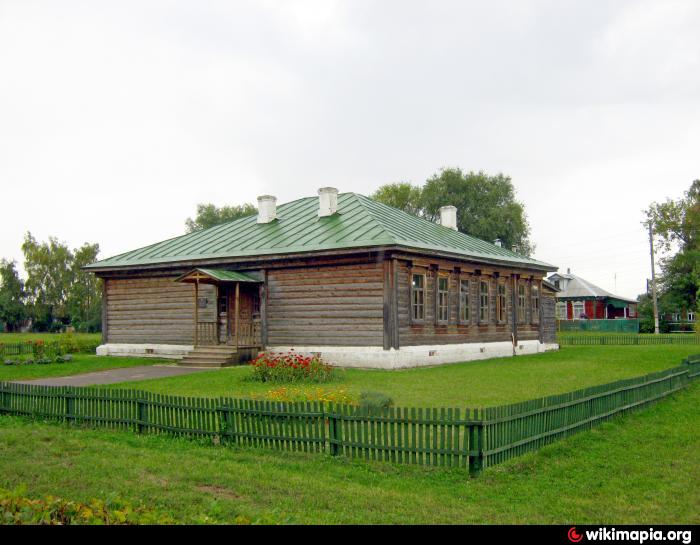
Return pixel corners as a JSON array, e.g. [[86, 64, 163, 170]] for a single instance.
[[226, 284, 261, 347]]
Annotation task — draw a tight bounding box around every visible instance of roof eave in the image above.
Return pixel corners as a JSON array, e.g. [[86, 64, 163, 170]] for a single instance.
[[85, 243, 557, 275]]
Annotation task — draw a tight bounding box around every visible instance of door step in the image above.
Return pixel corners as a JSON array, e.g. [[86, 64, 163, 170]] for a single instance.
[[179, 345, 240, 367]]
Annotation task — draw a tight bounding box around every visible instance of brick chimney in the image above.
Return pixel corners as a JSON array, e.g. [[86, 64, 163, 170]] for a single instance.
[[256, 195, 277, 224], [439, 206, 458, 231], [318, 187, 339, 217]]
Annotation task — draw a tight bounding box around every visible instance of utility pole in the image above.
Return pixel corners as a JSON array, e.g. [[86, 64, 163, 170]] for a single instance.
[[648, 222, 660, 334]]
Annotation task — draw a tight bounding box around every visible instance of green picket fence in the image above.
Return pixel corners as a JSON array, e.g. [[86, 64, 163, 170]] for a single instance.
[[1, 357, 698, 473], [558, 319, 639, 333], [558, 334, 700, 346]]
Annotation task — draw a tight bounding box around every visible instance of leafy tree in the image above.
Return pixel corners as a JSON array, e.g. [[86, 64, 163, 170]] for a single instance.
[[21, 233, 102, 332], [22, 233, 74, 330], [185, 203, 256, 233], [0, 260, 26, 332], [371, 168, 534, 256], [370, 182, 424, 216], [67, 243, 102, 332], [644, 180, 700, 320]]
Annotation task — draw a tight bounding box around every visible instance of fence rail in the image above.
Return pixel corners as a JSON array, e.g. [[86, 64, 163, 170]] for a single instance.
[[1, 356, 698, 472], [558, 334, 700, 346]]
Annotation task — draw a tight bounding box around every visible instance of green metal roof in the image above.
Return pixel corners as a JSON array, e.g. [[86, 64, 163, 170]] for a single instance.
[[87, 193, 555, 271], [176, 268, 261, 283]]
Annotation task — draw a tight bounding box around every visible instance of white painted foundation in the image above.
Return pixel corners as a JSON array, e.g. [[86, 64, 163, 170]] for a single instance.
[[96, 341, 559, 369], [267, 340, 559, 369], [96, 344, 193, 359]]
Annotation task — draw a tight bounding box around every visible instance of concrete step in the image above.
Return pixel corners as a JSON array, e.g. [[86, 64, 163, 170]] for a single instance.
[[178, 345, 245, 367]]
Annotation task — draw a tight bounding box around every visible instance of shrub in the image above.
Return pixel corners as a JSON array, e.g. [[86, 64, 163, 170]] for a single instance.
[[249, 350, 335, 383], [358, 391, 394, 415], [0, 485, 174, 525]]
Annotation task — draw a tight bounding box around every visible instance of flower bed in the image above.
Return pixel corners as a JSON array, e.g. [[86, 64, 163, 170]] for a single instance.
[[250, 386, 357, 404], [250, 350, 336, 383]]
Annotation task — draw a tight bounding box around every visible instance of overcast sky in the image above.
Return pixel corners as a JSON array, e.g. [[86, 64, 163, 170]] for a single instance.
[[1, 0, 698, 299]]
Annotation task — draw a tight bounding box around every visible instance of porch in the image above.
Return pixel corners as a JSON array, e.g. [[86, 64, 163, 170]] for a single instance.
[[176, 268, 264, 366]]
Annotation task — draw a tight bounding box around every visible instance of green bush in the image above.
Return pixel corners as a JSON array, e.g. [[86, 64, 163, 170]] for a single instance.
[[358, 391, 394, 415], [0, 485, 174, 525]]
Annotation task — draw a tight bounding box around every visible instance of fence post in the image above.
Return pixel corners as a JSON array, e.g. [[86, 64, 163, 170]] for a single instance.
[[216, 400, 230, 446], [137, 397, 148, 434], [468, 414, 485, 475], [328, 404, 339, 456], [64, 387, 74, 424], [0, 383, 6, 414]]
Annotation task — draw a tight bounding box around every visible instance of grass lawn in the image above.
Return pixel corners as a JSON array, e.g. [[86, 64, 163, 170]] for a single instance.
[[107, 345, 700, 407], [0, 380, 697, 524], [0, 354, 173, 382], [0, 332, 102, 344]]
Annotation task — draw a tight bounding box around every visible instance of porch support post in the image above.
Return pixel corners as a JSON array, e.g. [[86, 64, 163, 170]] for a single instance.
[[194, 278, 199, 347], [260, 270, 268, 348], [234, 282, 240, 348]]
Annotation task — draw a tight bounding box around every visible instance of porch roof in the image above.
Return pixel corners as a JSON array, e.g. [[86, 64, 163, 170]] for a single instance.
[[175, 268, 261, 284]]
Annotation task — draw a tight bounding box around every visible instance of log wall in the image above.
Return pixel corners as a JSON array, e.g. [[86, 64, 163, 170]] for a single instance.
[[266, 261, 384, 346], [395, 258, 544, 347], [104, 277, 216, 345]]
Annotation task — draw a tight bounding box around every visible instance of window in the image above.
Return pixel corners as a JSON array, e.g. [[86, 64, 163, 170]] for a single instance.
[[479, 280, 489, 323], [411, 273, 425, 322], [531, 284, 539, 323], [437, 276, 449, 323], [459, 279, 470, 323], [518, 284, 526, 323], [573, 301, 585, 320], [556, 301, 567, 320], [688, 311, 696, 322], [496, 282, 506, 323]]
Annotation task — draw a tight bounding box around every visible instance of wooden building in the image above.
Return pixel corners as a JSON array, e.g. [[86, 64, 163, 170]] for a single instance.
[[547, 270, 637, 321], [86, 188, 558, 368]]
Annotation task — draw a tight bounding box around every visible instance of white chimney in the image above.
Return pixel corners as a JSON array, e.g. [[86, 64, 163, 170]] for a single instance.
[[439, 205, 458, 231], [494, 239, 502, 247], [257, 195, 277, 224], [318, 187, 338, 217]]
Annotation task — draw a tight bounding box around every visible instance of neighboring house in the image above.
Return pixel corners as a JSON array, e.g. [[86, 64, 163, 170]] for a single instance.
[[547, 270, 637, 320], [86, 188, 558, 368], [664, 309, 697, 333]]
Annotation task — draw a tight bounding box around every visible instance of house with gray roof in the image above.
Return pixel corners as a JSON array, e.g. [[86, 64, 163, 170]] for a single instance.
[[87, 188, 559, 368], [546, 269, 638, 321]]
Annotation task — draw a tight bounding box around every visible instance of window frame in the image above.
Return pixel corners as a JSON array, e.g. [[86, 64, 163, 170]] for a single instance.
[[479, 279, 490, 324], [572, 301, 585, 320], [517, 283, 526, 324], [556, 301, 567, 320], [436, 273, 449, 325], [531, 283, 539, 324], [459, 277, 471, 325], [410, 271, 426, 324], [496, 281, 507, 323]]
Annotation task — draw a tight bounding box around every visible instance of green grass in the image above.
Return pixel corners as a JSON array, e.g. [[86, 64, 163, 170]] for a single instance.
[[0, 332, 102, 344], [0, 380, 697, 524], [107, 345, 699, 407], [0, 355, 172, 381]]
